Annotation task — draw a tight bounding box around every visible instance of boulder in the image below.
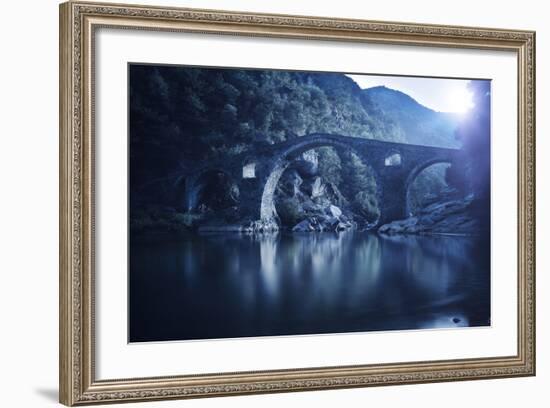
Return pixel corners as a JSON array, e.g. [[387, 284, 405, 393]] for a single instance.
[[378, 195, 481, 235], [324, 182, 348, 208], [328, 204, 342, 218], [276, 169, 303, 197], [336, 222, 350, 232], [325, 216, 340, 228], [291, 214, 354, 233], [241, 218, 280, 233], [292, 219, 315, 232], [294, 150, 319, 177], [302, 176, 324, 198]]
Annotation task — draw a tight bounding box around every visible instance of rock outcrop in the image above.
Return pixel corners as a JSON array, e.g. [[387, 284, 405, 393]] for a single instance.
[[378, 193, 480, 235], [273, 151, 361, 232], [291, 209, 354, 233]]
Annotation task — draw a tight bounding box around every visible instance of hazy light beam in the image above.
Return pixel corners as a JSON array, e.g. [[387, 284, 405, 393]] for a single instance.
[[347, 74, 475, 113]]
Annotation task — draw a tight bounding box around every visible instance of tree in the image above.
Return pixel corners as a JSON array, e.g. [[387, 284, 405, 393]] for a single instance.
[[316, 147, 342, 186], [339, 150, 380, 221]]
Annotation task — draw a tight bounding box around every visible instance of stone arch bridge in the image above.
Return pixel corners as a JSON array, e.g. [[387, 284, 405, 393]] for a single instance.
[[175, 133, 461, 228]]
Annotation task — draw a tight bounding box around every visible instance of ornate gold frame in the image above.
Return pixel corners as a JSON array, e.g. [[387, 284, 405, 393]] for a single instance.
[[59, 1, 536, 405]]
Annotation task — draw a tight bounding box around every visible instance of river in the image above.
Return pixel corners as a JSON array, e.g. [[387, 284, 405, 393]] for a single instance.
[[129, 231, 490, 342]]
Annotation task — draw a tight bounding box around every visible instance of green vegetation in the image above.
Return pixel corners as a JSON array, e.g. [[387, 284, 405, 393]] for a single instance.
[[130, 65, 461, 223], [408, 164, 450, 214]]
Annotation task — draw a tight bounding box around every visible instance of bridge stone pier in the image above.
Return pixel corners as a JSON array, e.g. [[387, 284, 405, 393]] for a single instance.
[[177, 133, 461, 228]]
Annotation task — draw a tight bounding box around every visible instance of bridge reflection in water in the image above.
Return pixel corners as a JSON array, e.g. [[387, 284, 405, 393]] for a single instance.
[[129, 232, 490, 342]]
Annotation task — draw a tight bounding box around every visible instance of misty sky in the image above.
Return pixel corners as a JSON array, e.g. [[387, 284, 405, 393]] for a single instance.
[[347, 74, 476, 113]]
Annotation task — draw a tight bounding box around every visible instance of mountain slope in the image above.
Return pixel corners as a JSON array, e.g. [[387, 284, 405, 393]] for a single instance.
[[129, 66, 462, 195], [360, 86, 460, 148]]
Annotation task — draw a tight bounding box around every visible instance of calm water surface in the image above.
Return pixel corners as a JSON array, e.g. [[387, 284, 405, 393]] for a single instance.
[[129, 232, 490, 342]]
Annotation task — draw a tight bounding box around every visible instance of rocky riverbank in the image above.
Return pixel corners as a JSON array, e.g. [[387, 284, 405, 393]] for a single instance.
[[378, 193, 482, 235], [130, 154, 483, 236], [271, 150, 375, 232]]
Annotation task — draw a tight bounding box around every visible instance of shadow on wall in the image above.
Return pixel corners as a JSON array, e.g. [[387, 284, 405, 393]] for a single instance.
[[34, 388, 58, 403]]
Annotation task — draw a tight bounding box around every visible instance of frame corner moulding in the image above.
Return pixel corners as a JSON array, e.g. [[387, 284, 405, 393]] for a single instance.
[[59, 1, 535, 405]]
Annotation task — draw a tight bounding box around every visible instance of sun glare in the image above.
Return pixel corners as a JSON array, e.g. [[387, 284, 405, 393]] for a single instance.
[[448, 87, 475, 114]]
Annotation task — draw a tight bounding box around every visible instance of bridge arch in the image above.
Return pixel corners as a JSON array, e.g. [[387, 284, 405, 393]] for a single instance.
[[170, 133, 461, 228], [405, 158, 453, 216], [181, 168, 239, 212], [259, 135, 381, 224]]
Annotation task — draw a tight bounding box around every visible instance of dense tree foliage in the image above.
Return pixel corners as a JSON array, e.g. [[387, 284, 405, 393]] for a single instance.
[[339, 151, 380, 221], [360, 86, 460, 147], [408, 164, 450, 214], [130, 65, 485, 227], [130, 66, 459, 182]]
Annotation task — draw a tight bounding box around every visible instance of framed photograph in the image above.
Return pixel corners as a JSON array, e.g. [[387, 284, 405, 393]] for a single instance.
[[59, 1, 536, 405]]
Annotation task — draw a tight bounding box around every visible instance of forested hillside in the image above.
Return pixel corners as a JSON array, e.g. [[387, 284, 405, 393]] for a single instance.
[[360, 86, 460, 147], [129, 65, 465, 230], [130, 66, 459, 181]]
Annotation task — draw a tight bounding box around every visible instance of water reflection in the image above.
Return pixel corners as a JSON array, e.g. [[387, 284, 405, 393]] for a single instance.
[[129, 232, 490, 342]]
